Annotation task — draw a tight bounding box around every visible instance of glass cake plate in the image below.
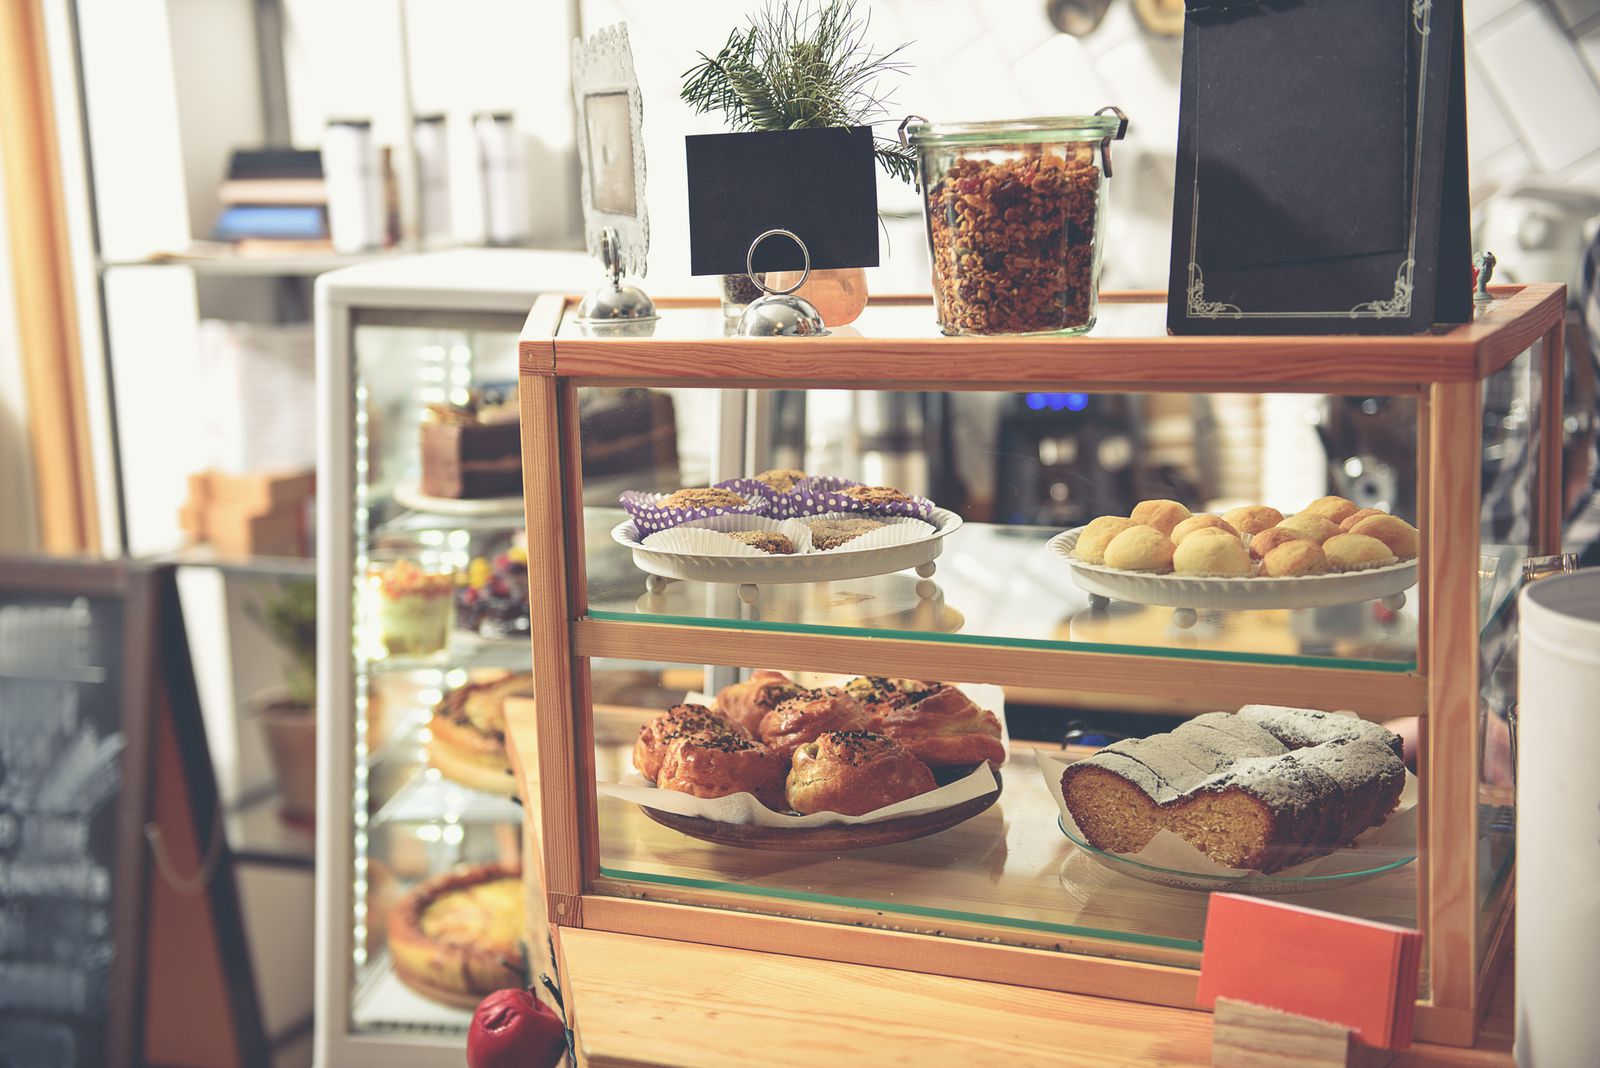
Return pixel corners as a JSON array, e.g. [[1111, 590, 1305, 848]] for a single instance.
[[1056, 817, 1416, 894]]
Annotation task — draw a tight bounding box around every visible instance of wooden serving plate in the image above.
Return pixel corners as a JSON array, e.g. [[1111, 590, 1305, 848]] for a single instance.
[[639, 768, 1002, 852]]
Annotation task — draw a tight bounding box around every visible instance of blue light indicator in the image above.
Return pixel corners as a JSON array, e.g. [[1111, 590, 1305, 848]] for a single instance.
[[1024, 392, 1090, 412]]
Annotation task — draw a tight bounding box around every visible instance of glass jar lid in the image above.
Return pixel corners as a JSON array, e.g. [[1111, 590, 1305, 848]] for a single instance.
[[901, 111, 1126, 147]]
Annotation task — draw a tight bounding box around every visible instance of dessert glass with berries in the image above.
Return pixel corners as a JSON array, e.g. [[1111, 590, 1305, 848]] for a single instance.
[[366, 555, 456, 658]]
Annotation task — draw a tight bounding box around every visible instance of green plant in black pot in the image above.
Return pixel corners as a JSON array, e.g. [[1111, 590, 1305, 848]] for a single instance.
[[682, 0, 913, 323]]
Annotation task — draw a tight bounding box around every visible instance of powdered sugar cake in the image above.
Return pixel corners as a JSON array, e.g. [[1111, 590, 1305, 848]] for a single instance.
[[1060, 707, 1405, 872]]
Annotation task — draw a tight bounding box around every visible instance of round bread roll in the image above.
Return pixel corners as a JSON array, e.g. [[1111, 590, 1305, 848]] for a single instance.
[[1170, 514, 1241, 546], [1261, 540, 1330, 577], [1349, 514, 1418, 560], [1323, 533, 1398, 572], [1072, 516, 1136, 565], [1247, 526, 1311, 561], [1277, 513, 1342, 544], [1338, 507, 1387, 533], [1301, 495, 1359, 524], [1221, 505, 1285, 536], [1130, 499, 1192, 537], [1103, 525, 1176, 573], [1173, 531, 1253, 577]]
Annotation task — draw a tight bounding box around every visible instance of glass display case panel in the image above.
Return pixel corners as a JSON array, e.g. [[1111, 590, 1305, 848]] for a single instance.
[[1475, 345, 1541, 961], [586, 659, 1422, 973], [345, 320, 530, 1037], [584, 387, 1424, 673]]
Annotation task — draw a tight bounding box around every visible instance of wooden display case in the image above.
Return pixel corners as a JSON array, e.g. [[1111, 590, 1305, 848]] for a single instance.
[[510, 286, 1565, 1048]]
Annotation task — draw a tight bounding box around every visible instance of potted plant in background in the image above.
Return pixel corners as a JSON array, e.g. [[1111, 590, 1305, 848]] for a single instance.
[[681, 0, 914, 326], [249, 579, 317, 824]]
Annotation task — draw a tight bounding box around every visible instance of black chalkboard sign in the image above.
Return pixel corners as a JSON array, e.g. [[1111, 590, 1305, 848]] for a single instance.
[[1167, 0, 1472, 334], [685, 125, 880, 275], [0, 559, 157, 1068]]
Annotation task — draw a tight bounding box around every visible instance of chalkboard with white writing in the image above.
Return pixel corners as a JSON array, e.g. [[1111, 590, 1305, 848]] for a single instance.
[[0, 560, 157, 1068]]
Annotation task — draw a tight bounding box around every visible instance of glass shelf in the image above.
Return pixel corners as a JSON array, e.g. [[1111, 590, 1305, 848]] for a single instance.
[[373, 764, 522, 827], [353, 953, 473, 1036], [365, 633, 531, 676], [370, 508, 525, 539], [593, 737, 1417, 962], [587, 509, 1421, 673]]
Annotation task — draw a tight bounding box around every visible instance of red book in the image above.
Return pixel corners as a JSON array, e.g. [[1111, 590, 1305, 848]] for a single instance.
[[1195, 893, 1422, 1049]]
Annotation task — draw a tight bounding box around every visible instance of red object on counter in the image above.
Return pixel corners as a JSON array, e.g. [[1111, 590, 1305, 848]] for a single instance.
[[467, 988, 567, 1068]]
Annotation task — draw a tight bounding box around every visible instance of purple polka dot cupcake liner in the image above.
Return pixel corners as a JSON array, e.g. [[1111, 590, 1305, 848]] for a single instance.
[[782, 475, 935, 520], [619, 485, 773, 536]]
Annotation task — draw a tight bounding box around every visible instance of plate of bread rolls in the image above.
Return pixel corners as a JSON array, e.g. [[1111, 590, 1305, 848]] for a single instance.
[[599, 673, 1008, 850], [1048, 496, 1418, 627]]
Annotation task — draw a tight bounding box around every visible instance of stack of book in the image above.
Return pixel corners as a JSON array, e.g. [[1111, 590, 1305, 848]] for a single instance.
[[211, 148, 331, 256]]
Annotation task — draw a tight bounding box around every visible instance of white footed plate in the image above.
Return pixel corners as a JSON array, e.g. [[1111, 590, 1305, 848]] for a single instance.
[[1047, 527, 1416, 612], [614, 508, 963, 586], [394, 481, 523, 518]]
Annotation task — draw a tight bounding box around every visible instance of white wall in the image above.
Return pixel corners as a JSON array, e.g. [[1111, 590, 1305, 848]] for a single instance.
[[0, 157, 40, 554], [281, 0, 582, 248], [580, 0, 1600, 296]]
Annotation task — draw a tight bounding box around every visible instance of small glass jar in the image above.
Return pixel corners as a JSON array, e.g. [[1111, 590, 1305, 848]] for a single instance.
[[903, 113, 1125, 337]]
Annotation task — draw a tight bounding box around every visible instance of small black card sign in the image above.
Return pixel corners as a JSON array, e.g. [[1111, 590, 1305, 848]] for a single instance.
[[1167, 0, 1472, 334], [685, 125, 880, 275]]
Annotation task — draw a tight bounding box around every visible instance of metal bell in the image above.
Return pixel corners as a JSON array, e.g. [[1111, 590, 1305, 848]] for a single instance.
[[734, 228, 830, 338], [738, 293, 827, 336], [578, 227, 657, 323]]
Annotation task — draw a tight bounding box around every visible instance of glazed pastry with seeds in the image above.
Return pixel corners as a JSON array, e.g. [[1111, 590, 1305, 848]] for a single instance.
[[868, 684, 1006, 767], [758, 686, 872, 762], [715, 670, 807, 736], [656, 733, 789, 811], [785, 730, 937, 816], [633, 703, 746, 782]]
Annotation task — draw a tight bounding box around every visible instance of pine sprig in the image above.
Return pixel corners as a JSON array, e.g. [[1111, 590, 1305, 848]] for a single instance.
[[680, 0, 915, 184]]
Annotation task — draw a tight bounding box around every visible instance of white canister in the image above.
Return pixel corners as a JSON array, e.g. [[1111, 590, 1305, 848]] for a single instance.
[[322, 118, 384, 254], [474, 111, 529, 246], [413, 113, 452, 246], [1516, 569, 1600, 1068]]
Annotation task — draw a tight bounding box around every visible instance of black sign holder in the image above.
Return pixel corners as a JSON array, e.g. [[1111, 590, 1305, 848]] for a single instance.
[[1167, 0, 1472, 335]]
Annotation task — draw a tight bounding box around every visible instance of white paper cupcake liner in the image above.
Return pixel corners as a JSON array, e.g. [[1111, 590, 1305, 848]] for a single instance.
[[800, 512, 938, 554], [641, 515, 815, 557]]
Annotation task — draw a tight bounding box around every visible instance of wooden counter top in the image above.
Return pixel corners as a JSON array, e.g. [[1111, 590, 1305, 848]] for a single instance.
[[555, 928, 1514, 1068]]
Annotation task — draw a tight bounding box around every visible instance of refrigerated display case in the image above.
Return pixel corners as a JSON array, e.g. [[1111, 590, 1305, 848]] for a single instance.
[[509, 285, 1565, 1053], [312, 249, 596, 1066]]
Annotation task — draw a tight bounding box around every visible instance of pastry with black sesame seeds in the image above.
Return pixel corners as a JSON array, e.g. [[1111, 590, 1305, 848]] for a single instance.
[[785, 730, 938, 816]]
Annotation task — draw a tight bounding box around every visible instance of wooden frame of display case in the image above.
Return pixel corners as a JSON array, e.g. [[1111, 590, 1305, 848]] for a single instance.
[[512, 285, 1566, 1047]]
